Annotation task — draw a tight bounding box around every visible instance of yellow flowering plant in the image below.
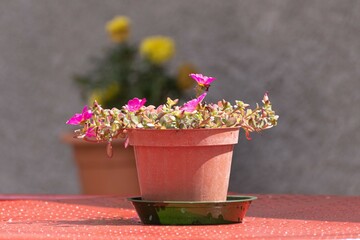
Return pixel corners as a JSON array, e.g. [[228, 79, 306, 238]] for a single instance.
[[74, 16, 196, 108]]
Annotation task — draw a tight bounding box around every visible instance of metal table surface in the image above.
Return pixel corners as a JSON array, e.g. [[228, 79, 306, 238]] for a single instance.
[[0, 194, 359, 239]]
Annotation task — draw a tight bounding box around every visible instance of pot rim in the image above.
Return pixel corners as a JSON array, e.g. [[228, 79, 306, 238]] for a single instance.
[[128, 195, 257, 204], [126, 127, 240, 132], [127, 127, 241, 147]]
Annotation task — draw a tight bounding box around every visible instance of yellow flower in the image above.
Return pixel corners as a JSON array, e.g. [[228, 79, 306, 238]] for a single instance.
[[88, 82, 120, 105], [89, 89, 104, 105], [140, 36, 175, 64], [106, 16, 130, 43], [177, 63, 197, 90], [104, 82, 121, 102]]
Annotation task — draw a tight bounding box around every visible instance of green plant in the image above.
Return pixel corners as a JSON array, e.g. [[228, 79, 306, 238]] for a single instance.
[[67, 73, 279, 157]]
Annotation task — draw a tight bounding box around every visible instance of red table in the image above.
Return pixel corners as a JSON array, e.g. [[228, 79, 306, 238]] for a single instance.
[[0, 194, 359, 239]]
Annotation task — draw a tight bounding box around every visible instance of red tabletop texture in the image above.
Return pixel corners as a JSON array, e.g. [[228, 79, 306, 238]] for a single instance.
[[0, 194, 359, 239]]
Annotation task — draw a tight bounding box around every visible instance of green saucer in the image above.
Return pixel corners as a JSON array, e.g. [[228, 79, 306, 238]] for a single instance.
[[128, 195, 257, 225]]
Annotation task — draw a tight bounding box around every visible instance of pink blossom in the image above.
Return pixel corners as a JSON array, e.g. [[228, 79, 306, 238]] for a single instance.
[[181, 92, 207, 112], [125, 97, 146, 112], [85, 127, 96, 138], [189, 73, 216, 87], [66, 106, 93, 125]]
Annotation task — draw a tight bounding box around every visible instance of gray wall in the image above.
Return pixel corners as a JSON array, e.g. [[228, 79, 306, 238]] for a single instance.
[[0, 0, 359, 194]]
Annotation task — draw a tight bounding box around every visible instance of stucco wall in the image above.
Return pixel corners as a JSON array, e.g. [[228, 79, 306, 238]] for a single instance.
[[0, 0, 359, 194]]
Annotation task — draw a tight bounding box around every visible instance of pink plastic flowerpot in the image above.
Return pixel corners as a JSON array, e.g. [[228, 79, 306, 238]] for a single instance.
[[127, 128, 240, 201]]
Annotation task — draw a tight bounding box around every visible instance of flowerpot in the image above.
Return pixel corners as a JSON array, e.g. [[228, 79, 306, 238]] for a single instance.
[[127, 128, 240, 201], [61, 133, 140, 195]]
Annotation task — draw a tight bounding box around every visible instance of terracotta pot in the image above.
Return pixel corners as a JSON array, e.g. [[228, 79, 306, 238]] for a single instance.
[[61, 133, 140, 195], [127, 128, 240, 201]]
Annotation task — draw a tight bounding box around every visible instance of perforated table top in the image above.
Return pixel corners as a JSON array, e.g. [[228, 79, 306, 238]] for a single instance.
[[0, 194, 359, 239]]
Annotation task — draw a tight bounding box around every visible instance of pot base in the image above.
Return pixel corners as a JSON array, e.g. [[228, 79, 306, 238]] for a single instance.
[[128, 195, 256, 225]]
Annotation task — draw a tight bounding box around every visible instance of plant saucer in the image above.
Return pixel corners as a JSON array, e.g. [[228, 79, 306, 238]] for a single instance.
[[128, 195, 256, 225]]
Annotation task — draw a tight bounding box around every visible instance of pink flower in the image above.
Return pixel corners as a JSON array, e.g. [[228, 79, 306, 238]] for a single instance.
[[181, 92, 207, 112], [125, 97, 146, 112], [66, 106, 93, 125], [189, 73, 216, 88], [85, 127, 96, 138]]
